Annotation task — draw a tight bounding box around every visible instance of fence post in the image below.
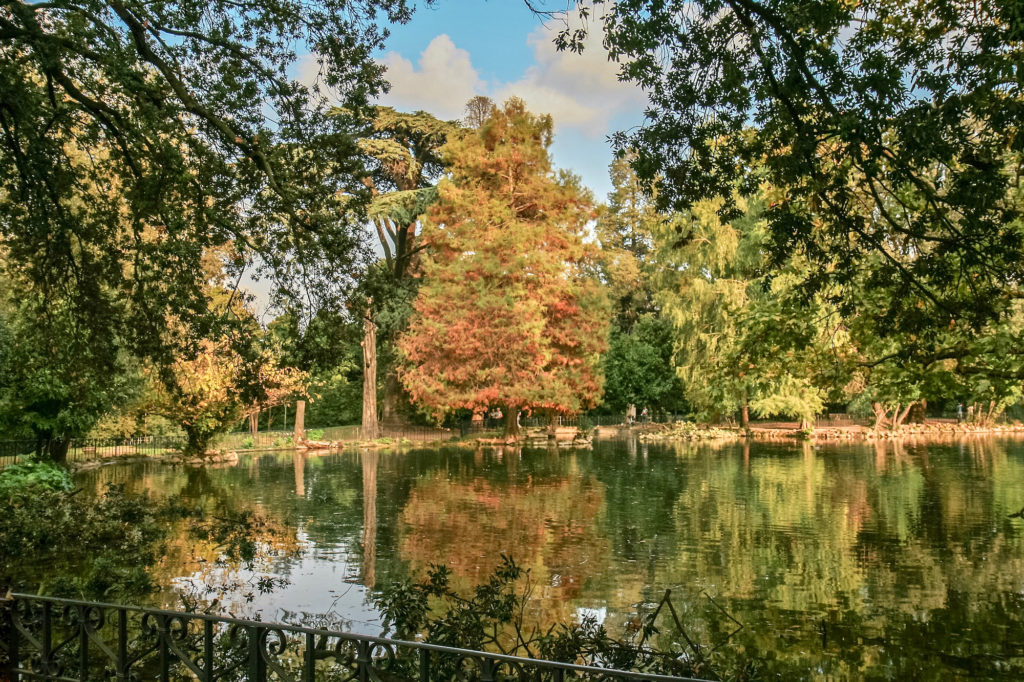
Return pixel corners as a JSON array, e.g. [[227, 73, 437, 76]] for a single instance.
[[356, 640, 372, 682], [0, 589, 18, 681], [247, 625, 267, 682]]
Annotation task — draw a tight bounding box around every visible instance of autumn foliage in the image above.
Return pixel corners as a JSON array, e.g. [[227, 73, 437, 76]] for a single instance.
[[398, 99, 609, 428]]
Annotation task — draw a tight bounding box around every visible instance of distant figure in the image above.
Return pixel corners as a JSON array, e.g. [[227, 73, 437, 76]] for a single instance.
[[967, 404, 974, 422], [957, 403, 963, 422], [640, 406, 649, 423]]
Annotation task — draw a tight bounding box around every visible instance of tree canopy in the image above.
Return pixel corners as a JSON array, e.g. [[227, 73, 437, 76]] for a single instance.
[[0, 0, 412, 363], [556, 0, 1024, 337], [398, 99, 610, 434]]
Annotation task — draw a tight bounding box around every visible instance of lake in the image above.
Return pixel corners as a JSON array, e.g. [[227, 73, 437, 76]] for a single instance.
[[75, 436, 1024, 679]]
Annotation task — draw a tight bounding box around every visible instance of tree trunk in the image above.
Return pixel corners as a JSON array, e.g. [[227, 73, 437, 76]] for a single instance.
[[895, 403, 913, 429], [740, 403, 750, 428], [294, 400, 306, 442], [249, 411, 259, 437], [45, 436, 70, 464], [184, 426, 211, 458], [872, 402, 888, 431], [503, 407, 520, 441], [908, 399, 927, 424], [361, 310, 379, 441]]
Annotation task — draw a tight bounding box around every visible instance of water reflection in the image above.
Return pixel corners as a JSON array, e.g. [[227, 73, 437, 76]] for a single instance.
[[71, 437, 1024, 678]]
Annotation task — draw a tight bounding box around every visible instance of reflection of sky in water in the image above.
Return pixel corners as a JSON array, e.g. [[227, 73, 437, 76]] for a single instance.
[[171, 527, 383, 634], [72, 437, 1024, 678]]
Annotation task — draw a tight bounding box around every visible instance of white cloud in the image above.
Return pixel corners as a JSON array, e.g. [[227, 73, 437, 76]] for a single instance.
[[377, 35, 483, 121], [377, 16, 645, 138], [495, 15, 646, 137]]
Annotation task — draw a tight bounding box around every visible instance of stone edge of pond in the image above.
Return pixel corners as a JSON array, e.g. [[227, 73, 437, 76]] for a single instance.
[[635, 422, 1024, 444]]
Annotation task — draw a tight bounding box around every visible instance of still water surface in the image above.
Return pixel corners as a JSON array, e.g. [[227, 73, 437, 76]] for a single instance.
[[76, 436, 1024, 678]]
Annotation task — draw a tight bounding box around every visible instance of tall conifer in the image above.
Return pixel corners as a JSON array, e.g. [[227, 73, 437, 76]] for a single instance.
[[398, 99, 609, 437]]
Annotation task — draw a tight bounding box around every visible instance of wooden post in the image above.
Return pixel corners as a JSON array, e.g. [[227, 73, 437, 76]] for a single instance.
[[294, 400, 306, 442]]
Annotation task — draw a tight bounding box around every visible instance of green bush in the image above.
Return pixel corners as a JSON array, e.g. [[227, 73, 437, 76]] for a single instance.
[[0, 457, 73, 498], [241, 436, 254, 449], [306, 428, 324, 441]]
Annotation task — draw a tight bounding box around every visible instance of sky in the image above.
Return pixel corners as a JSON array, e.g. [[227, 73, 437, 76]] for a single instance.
[[364, 1, 648, 201]]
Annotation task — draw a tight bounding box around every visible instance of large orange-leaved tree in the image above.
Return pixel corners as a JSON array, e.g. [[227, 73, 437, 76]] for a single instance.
[[398, 98, 609, 438]]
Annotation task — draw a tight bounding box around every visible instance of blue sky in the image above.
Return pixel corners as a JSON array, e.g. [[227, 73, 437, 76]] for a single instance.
[[368, 1, 648, 201]]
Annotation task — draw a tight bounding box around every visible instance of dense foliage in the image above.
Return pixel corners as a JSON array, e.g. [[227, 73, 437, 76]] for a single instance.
[[398, 99, 610, 434], [561, 0, 1024, 339]]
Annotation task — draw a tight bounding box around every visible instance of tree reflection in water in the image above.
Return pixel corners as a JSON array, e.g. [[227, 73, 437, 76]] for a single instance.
[[66, 437, 1024, 677]]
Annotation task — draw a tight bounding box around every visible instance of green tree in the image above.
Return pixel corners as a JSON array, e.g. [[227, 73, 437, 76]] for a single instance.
[[0, 268, 137, 458], [554, 0, 1024, 335], [601, 315, 687, 417], [0, 0, 411, 377], [654, 192, 843, 427], [398, 99, 610, 438], [595, 154, 660, 330], [268, 308, 363, 427]]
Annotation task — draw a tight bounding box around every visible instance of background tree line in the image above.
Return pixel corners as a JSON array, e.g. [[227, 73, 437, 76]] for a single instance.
[[2, 0, 1022, 454]]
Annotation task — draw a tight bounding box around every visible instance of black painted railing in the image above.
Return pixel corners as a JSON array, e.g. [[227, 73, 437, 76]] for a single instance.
[[0, 593, 706, 681]]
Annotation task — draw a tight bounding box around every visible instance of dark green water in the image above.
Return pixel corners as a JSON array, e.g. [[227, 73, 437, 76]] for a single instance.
[[75, 437, 1024, 679]]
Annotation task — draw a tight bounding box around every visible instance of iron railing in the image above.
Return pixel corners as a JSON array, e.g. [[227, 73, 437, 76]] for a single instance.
[[0, 436, 187, 467], [0, 593, 705, 681]]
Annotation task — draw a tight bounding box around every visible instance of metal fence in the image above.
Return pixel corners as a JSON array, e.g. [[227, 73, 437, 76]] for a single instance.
[[0, 593, 705, 682], [0, 436, 187, 468]]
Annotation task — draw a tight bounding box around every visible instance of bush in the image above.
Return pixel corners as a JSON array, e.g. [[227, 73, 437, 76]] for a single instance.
[[306, 428, 324, 441], [0, 457, 73, 497], [241, 436, 254, 449]]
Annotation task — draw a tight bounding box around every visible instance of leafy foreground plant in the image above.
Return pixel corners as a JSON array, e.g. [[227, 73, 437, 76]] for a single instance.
[[375, 556, 759, 681]]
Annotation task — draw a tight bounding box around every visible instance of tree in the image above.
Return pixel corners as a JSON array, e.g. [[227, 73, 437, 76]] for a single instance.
[[595, 154, 659, 331], [148, 337, 247, 456], [594, 155, 687, 415], [552, 1, 1024, 336], [463, 96, 496, 129], [398, 98, 610, 438], [654, 191, 844, 427], [0, 267, 137, 459], [601, 315, 687, 417], [1, 0, 411, 373], [268, 308, 363, 428], [148, 334, 308, 455], [341, 106, 460, 437]]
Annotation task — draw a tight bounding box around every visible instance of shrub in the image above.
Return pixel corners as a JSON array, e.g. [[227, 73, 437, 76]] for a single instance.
[[306, 428, 325, 441], [0, 457, 73, 498]]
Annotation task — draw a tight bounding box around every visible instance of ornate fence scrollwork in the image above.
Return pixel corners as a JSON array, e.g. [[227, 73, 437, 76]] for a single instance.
[[0, 593, 707, 681]]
